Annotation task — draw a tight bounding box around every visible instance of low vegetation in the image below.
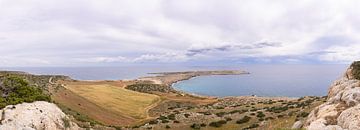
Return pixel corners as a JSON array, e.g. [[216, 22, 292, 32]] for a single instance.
[[0, 75, 50, 108], [125, 83, 173, 93], [351, 61, 360, 80]]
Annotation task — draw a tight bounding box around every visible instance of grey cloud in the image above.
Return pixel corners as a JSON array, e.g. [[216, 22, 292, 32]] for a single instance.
[[307, 51, 337, 56], [186, 42, 282, 56], [0, 0, 359, 66]]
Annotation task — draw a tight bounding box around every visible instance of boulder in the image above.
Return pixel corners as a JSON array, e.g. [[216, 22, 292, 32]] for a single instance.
[[292, 121, 303, 129], [0, 101, 81, 130], [304, 61, 360, 130]]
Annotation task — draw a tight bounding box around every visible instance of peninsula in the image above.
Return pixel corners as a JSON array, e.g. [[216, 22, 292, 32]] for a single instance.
[[139, 70, 249, 85]]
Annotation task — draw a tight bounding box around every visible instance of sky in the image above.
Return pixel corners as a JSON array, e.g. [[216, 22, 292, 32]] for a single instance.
[[0, 0, 359, 67]]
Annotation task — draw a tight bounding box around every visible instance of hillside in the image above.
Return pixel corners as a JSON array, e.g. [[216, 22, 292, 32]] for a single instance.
[[304, 61, 360, 129]]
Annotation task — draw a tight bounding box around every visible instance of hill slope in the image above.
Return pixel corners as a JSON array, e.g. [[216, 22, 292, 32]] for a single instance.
[[305, 61, 360, 130]]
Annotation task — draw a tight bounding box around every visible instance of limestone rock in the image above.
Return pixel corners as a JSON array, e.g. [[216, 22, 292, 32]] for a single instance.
[[292, 121, 303, 129], [0, 101, 81, 130], [304, 62, 360, 130]]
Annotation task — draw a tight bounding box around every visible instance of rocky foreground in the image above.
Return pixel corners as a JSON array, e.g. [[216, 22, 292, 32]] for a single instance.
[[305, 61, 360, 130], [0, 101, 80, 130]]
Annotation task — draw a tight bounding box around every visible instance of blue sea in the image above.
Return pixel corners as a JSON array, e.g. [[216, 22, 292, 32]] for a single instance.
[[0, 64, 348, 97]]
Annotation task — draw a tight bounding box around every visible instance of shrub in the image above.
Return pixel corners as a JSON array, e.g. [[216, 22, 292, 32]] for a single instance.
[[200, 123, 206, 127], [229, 110, 241, 114], [236, 116, 251, 124], [216, 112, 226, 117], [161, 119, 169, 123], [209, 120, 227, 127], [167, 114, 176, 120], [158, 116, 168, 120], [0, 76, 50, 108], [190, 123, 201, 129], [351, 61, 360, 80], [297, 112, 309, 118], [149, 120, 158, 124], [225, 117, 232, 121], [198, 111, 212, 115], [256, 112, 265, 118], [265, 117, 274, 120], [248, 123, 260, 129], [165, 125, 171, 129], [62, 118, 70, 128], [277, 115, 284, 118]]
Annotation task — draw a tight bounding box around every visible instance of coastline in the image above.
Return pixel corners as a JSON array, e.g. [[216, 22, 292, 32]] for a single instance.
[[138, 70, 250, 98]]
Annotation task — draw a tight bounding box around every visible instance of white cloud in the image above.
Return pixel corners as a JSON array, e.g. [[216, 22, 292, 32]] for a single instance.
[[0, 0, 359, 66]]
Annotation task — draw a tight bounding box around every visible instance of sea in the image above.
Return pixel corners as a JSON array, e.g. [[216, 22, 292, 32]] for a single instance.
[[0, 64, 348, 97]]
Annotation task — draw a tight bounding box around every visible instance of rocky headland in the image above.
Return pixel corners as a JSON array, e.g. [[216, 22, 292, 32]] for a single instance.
[[139, 70, 249, 86], [304, 61, 360, 130]]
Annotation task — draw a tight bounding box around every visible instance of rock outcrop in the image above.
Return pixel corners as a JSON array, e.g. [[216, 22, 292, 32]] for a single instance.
[[305, 61, 360, 130], [0, 101, 80, 130]]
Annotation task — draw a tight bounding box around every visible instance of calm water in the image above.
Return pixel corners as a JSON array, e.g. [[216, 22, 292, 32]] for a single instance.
[[172, 64, 348, 97], [1, 64, 348, 97]]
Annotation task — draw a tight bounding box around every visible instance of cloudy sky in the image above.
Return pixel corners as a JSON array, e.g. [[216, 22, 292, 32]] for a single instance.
[[0, 0, 359, 67]]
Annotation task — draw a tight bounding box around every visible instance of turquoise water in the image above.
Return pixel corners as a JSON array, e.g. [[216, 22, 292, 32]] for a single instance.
[[172, 65, 348, 97], [1, 64, 348, 97]]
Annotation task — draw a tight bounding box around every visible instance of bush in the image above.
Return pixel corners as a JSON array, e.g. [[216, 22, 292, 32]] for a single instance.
[[165, 125, 171, 129], [216, 112, 226, 117], [277, 115, 284, 118], [209, 120, 227, 127], [351, 61, 360, 80], [0, 76, 50, 108], [167, 114, 176, 120], [190, 123, 201, 129], [256, 112, 265, 118], [297, 112, 309, 118], [200, 123, 206, 127], [229, 110, 241, 114], [225, 117, 232, 121], [149, 120, 158, 124], [236, 116, 251, 124], [248, 123, 260, 129], [161, 119, 169, 123]]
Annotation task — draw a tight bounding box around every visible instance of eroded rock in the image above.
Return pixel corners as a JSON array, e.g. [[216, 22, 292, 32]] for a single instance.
[[0, 101, 80, 130], [305, 61, 360, 130]]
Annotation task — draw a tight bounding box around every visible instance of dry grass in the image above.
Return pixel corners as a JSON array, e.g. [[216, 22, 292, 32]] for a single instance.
[[52, 86, 136, 126], [64, 81, 161, 119], [52, 80, 161, 126]]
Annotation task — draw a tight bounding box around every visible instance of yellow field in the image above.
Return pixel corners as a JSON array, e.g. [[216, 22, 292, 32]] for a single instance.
[[64, 82, 161, 119]]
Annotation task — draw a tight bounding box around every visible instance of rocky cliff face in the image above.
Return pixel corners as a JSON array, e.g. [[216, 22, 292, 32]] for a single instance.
[[0, 101, 81, 130], [305, 62, 360, 130]]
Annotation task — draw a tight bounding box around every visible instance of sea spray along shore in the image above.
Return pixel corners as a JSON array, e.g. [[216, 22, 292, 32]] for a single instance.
[[0, 69, 327, 130]]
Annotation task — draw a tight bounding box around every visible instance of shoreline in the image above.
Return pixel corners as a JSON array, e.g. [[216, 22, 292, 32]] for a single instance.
[[138, 70, 250, 98]]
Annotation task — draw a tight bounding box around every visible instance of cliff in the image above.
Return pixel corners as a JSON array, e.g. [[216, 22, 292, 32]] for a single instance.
[[0, 101, 81, 130], [305, 61, 360, 130]]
